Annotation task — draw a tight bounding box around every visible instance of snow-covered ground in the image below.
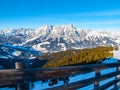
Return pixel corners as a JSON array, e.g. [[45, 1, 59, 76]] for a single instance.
[[0, 88, 15, 90]]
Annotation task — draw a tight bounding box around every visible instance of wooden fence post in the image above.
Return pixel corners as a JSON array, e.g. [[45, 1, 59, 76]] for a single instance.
[[15, 62, 24, 70], [16, 83, 29, 90], [114, 61, 120, 89], [94, 70, 100, 88], [15, 62, 29, 90]]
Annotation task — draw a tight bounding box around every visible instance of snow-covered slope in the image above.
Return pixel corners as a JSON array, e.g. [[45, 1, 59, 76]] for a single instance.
[[0, 24, 120, 53], [0, 44, 41, 59], [113, 48, 120, 59]]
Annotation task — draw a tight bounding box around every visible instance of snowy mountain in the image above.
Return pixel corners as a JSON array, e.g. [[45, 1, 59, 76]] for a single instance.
[[0, 24, 120, 53]]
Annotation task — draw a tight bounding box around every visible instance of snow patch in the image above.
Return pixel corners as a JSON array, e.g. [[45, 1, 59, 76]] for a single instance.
[[32, 42, 50, 53], [12, 51, 21, 56]]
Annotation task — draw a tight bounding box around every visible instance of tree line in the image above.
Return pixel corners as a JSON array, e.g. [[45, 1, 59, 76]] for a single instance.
[[39, 46, 118, 68]]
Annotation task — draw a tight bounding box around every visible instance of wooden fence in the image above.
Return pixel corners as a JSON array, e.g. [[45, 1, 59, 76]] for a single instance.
[[0, 61, 120, 90]]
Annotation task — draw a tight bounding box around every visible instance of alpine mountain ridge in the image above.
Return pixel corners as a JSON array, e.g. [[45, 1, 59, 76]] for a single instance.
[[0, 24, 120, 53]]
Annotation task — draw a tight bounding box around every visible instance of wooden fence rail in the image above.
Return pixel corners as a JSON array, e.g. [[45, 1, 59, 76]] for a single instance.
[[0, 62, 120, 90]]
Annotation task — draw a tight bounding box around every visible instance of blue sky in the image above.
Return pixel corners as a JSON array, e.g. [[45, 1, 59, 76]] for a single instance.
[[0, 0, 120, 31]]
